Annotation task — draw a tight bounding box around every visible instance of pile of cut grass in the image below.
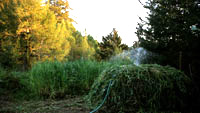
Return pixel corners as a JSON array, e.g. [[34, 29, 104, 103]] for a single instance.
[[88, 64, 191, 113]]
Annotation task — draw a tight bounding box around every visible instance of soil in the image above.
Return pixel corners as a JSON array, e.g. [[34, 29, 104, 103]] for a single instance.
[[0, 96, 91, 113]]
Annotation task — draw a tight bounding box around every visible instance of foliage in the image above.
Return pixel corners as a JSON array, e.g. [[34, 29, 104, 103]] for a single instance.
[[15, 0, 71, 63], [68, 31, 97, 60], [0, 0, 75, 69], [47, 0, 73, 22], [87, 35, 99, 59], [0, 0, 20, 68], [136, 0, 200, 78], [88, 64, 191, 113], [0, 0, 99, 70], [97, 29, 128, 60]]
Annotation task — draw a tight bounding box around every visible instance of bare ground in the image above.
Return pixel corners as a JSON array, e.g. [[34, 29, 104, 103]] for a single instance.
[[0, 96, 91, 113]]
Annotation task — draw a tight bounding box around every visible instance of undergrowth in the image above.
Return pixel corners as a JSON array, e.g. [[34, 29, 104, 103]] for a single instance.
[[0, 66, 30, 100], [0, 59, 196, 112]]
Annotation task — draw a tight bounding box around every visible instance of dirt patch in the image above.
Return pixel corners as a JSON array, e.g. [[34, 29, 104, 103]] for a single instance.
[[0, 96, 91, 113]]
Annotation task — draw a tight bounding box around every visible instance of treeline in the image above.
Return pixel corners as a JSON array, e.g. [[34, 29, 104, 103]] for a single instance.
[[0, 0, 128, 70]]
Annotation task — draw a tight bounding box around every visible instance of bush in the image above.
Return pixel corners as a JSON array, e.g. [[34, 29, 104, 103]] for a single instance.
[[0, 67, 7, 95], [0, 67, 29, 99], [88, 64, 191, 113]]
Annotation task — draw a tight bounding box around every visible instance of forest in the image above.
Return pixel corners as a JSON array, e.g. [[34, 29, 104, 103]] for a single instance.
[[0, 0, 200, 113]]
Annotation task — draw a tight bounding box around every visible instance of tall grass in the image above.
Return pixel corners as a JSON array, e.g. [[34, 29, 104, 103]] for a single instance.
[[29, 61, 67, 98], [29, 59, 113, 98], [1, 58, 133, 99], [63, 59, 110, 94]]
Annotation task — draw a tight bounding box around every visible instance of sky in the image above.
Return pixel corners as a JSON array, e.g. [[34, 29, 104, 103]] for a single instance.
[[68, 0, 148, 46]]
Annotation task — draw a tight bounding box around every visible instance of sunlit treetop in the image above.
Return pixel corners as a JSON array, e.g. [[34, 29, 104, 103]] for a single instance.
[[45, 0, 73, 22]]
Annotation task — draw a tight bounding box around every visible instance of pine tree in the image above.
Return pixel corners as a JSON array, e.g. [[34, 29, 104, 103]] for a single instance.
[[97, 29, 128, 60], [136, 0, 200, 77]]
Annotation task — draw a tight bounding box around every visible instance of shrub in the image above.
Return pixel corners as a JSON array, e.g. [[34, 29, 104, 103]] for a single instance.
[[0, 67, 7, 95], [88, 64, 191, 113], [0, 67, 28, 99]]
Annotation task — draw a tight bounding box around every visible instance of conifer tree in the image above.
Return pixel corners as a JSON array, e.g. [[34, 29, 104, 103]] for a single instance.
[[136, 0, 200, 77], [97, 29, 128, 60]]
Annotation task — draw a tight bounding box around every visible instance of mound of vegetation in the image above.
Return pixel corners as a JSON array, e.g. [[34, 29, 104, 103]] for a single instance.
[[88, 64, 191, 112]]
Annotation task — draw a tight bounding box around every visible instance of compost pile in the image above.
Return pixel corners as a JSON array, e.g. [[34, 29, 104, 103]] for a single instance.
[[88, 64, 191, 113]]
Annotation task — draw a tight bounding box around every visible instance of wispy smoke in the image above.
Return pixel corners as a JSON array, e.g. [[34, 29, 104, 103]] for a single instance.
[[110, 47, 156, 66]]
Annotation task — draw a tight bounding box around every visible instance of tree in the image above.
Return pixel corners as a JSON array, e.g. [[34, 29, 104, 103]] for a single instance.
[[97, 29, 128, 60], [87, 35, 99, 59], [47, 0, 73, 22], [0, 0, 21, 68], [68, 31, 96, 60], [136, 0, 200, 85], [0, 0, 72, 69], [16, 0, 72, 63]]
